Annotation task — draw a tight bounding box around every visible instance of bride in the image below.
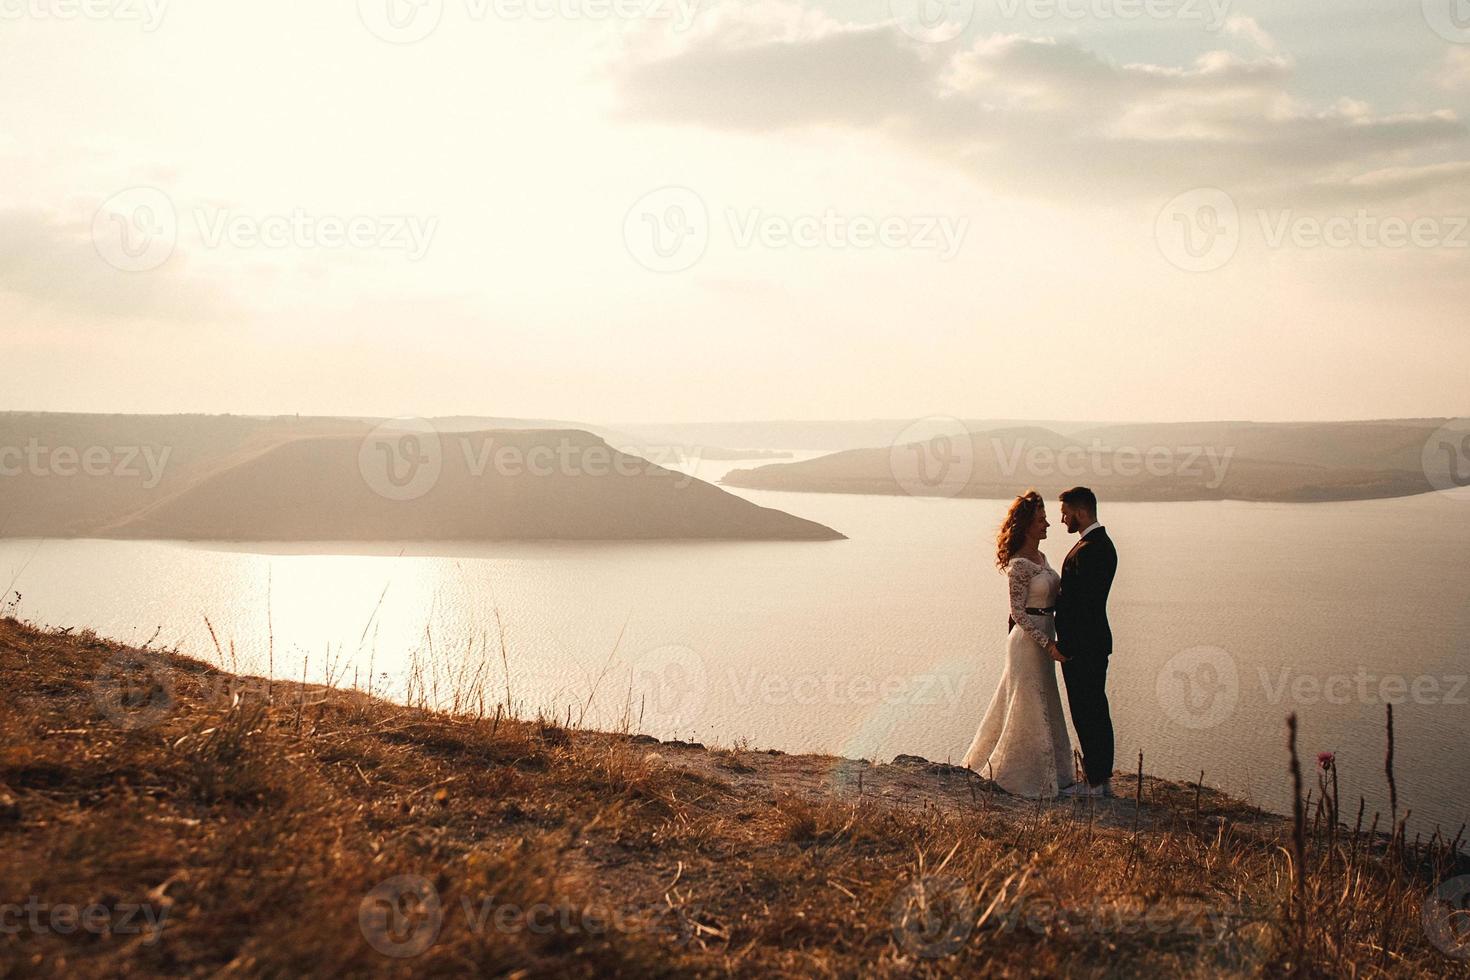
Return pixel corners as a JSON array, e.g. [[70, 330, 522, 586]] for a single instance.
[[962, 490, 1075, 798]]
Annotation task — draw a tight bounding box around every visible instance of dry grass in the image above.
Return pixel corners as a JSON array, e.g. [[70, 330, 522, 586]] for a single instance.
[[0, 618, 1464, 978]]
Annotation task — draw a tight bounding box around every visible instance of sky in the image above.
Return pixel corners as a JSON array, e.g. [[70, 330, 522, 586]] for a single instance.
[[2, 0, 1468, 424]]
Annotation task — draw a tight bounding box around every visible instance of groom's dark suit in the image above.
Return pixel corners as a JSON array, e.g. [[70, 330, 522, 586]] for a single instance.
[[1056, 525, 1117, 787]]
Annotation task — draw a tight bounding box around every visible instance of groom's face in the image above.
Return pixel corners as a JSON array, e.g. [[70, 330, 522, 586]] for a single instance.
[[1060, 502, 1083, 533]]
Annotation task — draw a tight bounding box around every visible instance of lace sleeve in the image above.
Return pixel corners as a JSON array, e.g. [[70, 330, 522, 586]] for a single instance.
[[1007, 560, 1053, 649]]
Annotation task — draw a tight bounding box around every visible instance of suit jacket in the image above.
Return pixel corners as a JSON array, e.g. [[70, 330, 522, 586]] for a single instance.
[[1055, 527, 1117, 659]]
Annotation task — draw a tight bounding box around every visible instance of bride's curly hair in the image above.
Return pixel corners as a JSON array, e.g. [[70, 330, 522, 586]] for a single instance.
[[996, 490, 1045, 570]]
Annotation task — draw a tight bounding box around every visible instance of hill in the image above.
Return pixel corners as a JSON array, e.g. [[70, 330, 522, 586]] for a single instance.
[[721, 420, 1452, 503], [1, 619, 1463, 976], [0, 414, 842, 542]]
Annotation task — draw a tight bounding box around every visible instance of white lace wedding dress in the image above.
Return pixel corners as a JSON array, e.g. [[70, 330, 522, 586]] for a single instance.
[[962, 554, 1074, 798]]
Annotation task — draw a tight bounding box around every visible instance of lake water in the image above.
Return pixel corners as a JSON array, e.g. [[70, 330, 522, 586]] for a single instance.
[[3, 460, 1467, 833]]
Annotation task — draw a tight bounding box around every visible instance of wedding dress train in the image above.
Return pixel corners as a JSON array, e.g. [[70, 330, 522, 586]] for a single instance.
[[962, 554, 1074, 798]]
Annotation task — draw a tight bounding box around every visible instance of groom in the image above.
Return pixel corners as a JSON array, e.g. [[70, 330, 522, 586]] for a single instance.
[[1053, 487, 1118, 798]]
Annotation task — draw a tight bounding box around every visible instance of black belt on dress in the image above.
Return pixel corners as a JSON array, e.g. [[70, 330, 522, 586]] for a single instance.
[[1025, 607, 1056, 615]]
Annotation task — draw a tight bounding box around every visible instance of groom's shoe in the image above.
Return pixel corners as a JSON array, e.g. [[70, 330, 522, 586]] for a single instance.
[[1062, 781, 1111, 799]]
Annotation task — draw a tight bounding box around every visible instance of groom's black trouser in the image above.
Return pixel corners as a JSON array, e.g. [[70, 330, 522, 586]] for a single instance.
[[1062, 654, 1114, 786]]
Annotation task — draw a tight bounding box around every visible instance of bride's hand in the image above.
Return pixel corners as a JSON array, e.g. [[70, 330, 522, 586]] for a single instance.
[[1047, 643, 1069, 664]]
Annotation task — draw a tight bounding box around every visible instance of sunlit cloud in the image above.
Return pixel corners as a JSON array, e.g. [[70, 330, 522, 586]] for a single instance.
[[612, 9, 1469, 206]]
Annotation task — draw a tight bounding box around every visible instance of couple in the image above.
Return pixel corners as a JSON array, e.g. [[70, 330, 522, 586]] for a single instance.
[[963, 487, 1118, 799]]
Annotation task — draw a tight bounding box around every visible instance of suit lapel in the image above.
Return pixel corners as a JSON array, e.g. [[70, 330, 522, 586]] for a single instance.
[[1066, 527, 1105, 569]]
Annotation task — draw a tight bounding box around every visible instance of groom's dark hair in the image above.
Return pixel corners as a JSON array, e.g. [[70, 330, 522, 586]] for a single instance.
[[1059, 486, 1098, 513]]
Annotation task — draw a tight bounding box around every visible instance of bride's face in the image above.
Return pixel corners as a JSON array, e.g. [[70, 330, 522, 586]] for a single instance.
[[1029, 506, 1049, 543]]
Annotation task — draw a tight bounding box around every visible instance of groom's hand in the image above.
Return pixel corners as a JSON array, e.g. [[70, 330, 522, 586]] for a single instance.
[[1047, 643, 1069, 663]]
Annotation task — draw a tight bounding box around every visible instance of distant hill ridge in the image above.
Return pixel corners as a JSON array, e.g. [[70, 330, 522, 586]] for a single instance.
[[0, 414, 842, 541], [719, 419, 1454, 503]]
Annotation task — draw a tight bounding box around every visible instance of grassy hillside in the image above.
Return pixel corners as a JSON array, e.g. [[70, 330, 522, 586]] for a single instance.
[[1, 619, 1464, 976]]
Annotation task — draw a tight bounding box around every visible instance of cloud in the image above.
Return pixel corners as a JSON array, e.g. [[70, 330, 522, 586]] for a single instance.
[[1222, 15, 1279, 56], [1438, 47, 1470, 91], [611, 9, 1469, 207], [0, 208, 230, 324], [1293, 161, 1470, 209]]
